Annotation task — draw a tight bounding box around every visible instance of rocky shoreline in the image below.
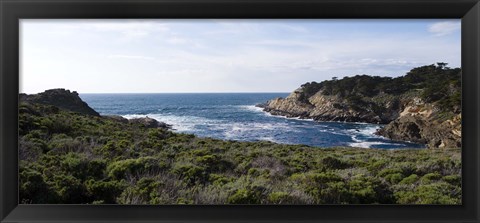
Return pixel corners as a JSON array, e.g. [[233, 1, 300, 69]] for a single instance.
[[259, 95, 461, 148], [258, 64, 462, 148], [257, 88, 396, 124]]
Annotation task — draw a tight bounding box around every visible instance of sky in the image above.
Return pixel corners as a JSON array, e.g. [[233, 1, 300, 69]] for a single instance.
[[20, 19, 461, 93]]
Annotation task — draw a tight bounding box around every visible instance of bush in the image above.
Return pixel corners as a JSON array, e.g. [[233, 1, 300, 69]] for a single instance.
[[19, 168, 58, 203], [107, 157, 163, 179], [443, 175, 461, 186], [209, 174, 234, 186], [196, 154, 219, 169], [227, 187, 263, 204], [268, 192, 294, 204], [19, 137, 47, 161], [41, 115, 73, 134], [85, 179, 126, 203], [347, 177, 378, 203], [321, 156, 350, 170], [420, 173, 441, 184], [400, 174, 419, 185], [395, 183, 459, 204], [51, 174, 87, 203], [384, 173, 404, 184], [48, 135, 83, 154], [172, 164, 207, 185], [378, 168, 403, 177]]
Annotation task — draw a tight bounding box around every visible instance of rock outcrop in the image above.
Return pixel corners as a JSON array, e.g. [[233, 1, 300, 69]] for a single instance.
[[261, 88, 315, 119], [20, 89, 173, 130], [129, 117, 172, 129], [20, 89, 100, 116], [104, 115, 130, 124], [259, 64, 462, 148], [261, 87, 399, 124], [376, 99, 461, 148]]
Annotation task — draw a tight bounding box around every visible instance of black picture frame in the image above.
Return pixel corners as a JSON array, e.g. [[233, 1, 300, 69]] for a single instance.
[[1, 0, 479, 222]]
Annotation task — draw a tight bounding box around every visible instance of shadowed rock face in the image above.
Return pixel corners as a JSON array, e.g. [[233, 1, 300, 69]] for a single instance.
[[20, 89, 100, 116], [377, 112, 461, 149]]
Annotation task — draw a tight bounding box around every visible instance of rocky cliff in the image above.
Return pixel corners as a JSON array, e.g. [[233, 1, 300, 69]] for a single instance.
[[259, 64, 461, 148], [376, 99, 461, 148], [262, 87, 400, 124], [20, 89, 100, 116]]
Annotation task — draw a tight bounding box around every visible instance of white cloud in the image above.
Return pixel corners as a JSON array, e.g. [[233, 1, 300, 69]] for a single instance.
[[107, 54, 155, 60], [33, 20, 171, 42], [20, 20, 461, 93], [428, 21, 461, 36], [166, 37, 188, 44]]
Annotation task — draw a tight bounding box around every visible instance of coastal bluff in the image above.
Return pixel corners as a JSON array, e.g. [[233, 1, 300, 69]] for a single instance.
[[20, 89, 100, 116], [258, 64, 462, 148], [20, 89, 171, 130]]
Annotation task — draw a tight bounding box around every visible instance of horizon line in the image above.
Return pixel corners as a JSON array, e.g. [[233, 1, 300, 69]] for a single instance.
[[81, 92, 292, 94], [20, 91, 292, 94]]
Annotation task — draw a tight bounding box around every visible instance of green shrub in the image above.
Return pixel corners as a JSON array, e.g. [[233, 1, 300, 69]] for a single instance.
[[48, 135, 82, 154], [395, 183, 459, 204], [378, 168, 403, 177], [400, 174, 419, 185], [85, 179, 126, 203], [384, 173, 404, 184], [209, 174, 234, 186], [41, 115, 73, 134], [443, 175, 461, 186], [268, 192, 293, 204], [117, 177, 164, 204], [51, 174, 87, 203], [227, 187, 263, 204], [367, 160, 388, 172], [291, 172, 350, 203], [107, 157, 162, 179], [19, 137, 47, 160], [247, 168, 269, 178], [347, 178, 378, 203], [172, 164, 207, 185], [60, 153, 88, 178], [320, 156, 350, 170], [420, 173, 442, 184], [196, 154, 219, 167], [19, 168, 58, 203]]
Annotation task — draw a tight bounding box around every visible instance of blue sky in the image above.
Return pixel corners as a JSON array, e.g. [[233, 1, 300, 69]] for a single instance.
[[20, 19, 461, 93]]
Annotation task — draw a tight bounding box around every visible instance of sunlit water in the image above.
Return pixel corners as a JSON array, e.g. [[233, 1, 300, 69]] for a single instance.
[[80, 93, 425, 149]]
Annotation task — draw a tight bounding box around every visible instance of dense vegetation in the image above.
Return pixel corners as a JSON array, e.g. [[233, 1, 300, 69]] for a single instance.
[[299, 63, 461, 114], [19, 101, 461, 204]]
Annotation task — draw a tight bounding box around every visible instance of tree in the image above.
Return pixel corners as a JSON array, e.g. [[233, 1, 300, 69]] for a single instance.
[[436, 62, 448, 69]]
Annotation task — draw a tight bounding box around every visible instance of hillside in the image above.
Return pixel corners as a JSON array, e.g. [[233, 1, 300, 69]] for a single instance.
[[259, 63, 461, 148], [19, 89, 461, 204]]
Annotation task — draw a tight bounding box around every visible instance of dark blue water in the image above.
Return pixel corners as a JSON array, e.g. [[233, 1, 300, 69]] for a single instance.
[[80, 93, 425, 149]]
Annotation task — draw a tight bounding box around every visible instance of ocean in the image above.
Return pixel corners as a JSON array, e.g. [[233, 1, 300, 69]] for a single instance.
[[80, 93, 425, 149]]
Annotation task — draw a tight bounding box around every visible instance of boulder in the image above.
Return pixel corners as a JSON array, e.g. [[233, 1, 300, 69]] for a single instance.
[[129, 117, 172, 129], [104, 115, 129, 124]]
